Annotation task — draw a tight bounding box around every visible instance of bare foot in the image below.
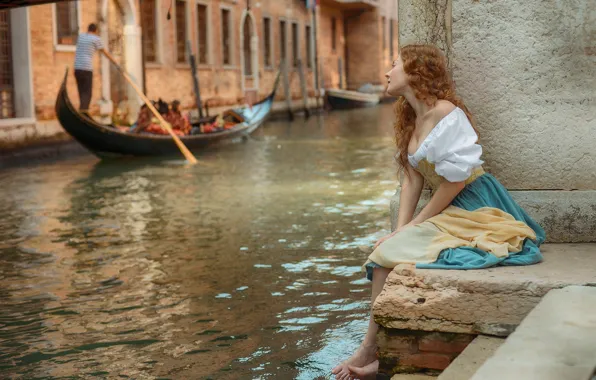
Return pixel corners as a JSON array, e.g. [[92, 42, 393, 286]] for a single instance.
[[331, 344, 377, 380], [348, 360, 379, 380]]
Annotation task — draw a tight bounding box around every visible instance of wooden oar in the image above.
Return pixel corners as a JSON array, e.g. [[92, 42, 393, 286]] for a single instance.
[[102, 51, 199, 165]]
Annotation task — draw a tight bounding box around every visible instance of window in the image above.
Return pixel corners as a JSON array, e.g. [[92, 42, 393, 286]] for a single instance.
[[243, 17, 253, 75], [263, 17, 272, 68], [55, 1, 79, 46], [141, 0, 157, 63], [291, 22, 298, 68], [305, 25, 312, 69], [279, 20, 286, 63], [221, 8, 232, 65], [0, 10, 14, 119], [331, 17, 336, 51], [175, 0, 187, 63], [196, 3, 208, 64], [389, 20, 394, 58]]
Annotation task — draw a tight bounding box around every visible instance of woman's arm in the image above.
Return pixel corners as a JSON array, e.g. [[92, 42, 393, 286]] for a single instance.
[[373, 165, 423, 249], [396, 165, 425, 229], [410, 180, 465, 225]]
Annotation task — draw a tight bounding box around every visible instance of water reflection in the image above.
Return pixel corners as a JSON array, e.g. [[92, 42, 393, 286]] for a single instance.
[[0, 105, 397, 379]]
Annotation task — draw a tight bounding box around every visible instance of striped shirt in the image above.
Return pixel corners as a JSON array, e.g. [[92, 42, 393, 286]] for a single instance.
[[74, 33, 104, 72]]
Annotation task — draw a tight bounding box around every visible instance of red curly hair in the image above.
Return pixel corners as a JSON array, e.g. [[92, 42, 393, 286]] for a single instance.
[[394, 45, 478, 172]]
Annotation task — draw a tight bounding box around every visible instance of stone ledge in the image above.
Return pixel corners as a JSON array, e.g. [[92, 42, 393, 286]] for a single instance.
[[0, 119, 66, 150], [390, 189, 596, 243], [373, 244, 596, 336], [470, 286, 596, 380], [438, 336, 504, 380]]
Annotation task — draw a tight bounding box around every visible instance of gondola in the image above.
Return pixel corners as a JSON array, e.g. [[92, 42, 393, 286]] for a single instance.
[[55, 69, 280, 158], [325, 88, 380, 110]]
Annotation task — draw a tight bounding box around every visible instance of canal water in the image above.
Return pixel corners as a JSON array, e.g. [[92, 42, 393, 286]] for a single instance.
[[0, 104, 398, 379]]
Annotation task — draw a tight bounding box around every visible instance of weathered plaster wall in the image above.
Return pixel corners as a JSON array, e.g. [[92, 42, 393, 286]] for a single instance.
[[399, 0, 596, 190]]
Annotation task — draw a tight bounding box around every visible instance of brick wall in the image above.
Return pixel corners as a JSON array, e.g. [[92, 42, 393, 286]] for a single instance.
[[252, 0, 317, 101], [377, 327, 475, 375], [144, 0, 321, 109], [346, 9, 382, 89], [318, 5, 345, 90]]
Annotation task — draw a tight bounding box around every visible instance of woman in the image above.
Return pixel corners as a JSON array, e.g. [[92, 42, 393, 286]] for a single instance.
[[166, 100, 192, 135], [332, 45, 545, 380]]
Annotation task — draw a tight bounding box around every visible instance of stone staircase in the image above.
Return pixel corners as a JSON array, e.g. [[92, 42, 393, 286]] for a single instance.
[[374, 244, 596, 379], [437, 286, 596, 379], [467, 286, 596, 380]]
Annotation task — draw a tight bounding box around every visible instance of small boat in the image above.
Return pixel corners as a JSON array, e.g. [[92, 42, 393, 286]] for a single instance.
[[55, 69, 280, 158], [358, 83, 394, 104], [0, 0, 71, 9], [325, 88, 380, 110]]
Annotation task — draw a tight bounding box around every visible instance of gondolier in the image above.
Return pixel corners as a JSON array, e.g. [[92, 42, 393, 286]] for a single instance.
[[74, 23, 108, 114]]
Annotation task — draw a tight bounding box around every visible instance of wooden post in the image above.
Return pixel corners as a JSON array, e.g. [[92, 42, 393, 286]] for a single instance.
[[338, 57, 343, 89], [312, 5, 320, 108], [282, 59, 294, 120], [319, 60, 327, 109], [139, 0, 147, 94], [187, 40, 203, 120], [297, 59, 310, 117]]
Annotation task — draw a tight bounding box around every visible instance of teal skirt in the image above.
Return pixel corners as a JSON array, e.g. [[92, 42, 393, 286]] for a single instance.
[[416, 173, 544, 270], [366, 174, 545, 278]]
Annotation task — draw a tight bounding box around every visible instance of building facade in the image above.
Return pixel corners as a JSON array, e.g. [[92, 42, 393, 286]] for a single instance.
[[0, 0, 397, 147]]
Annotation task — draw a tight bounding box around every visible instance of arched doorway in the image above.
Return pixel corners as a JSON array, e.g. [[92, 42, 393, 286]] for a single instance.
[[240, 10, 258, 104], [100, 0, 142, 124]]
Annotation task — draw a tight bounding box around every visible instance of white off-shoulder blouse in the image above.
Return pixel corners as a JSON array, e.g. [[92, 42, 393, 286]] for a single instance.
[[407, 107, 484, 184]]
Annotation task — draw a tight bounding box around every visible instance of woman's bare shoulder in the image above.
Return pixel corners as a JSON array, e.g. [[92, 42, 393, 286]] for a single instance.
[[424, 100, 457, 129], [434, 100, 457, 119]]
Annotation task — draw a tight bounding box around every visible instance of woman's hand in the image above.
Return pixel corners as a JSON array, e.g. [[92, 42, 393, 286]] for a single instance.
[[372, 221, 418, 250], [373, 231, 397, 250]]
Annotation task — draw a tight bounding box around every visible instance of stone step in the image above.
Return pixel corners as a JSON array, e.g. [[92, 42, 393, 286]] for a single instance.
[[437, 336, 504, 380], [374, 244, 596, 376], [374, 244, 596, 337], [470, 286, 596, 380]]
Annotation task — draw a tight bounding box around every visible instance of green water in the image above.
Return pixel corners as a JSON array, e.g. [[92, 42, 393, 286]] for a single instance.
[[0, 104, 398, 379]]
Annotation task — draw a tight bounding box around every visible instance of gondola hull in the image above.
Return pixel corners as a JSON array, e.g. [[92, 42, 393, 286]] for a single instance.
[[55, 70, 276, 158]]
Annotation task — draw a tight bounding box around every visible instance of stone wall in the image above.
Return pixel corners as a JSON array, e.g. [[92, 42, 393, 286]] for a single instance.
[[377, 328, 475, 374], [397, 0, 452, 63], [399, 0, 596, 190]]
